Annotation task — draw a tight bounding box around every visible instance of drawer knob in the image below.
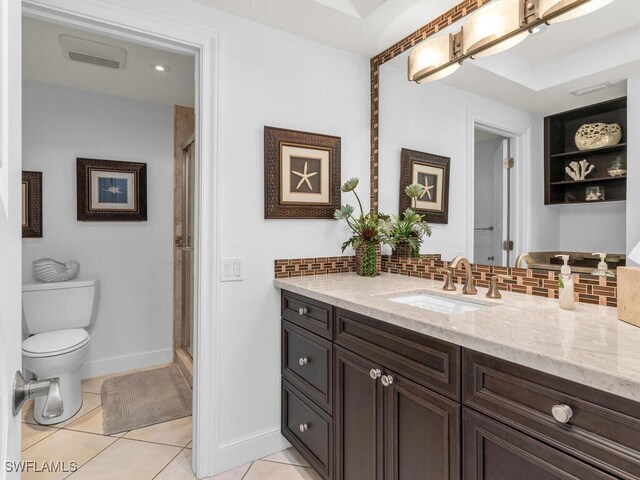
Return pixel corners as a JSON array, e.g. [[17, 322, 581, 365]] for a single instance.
[[298, 357, 309, 366], [381, 374, 394, 387], [299, 423, 309, 433], [369, 368, 382, 380], [552, 404, 573, 424], [298, 307, 308, 315]]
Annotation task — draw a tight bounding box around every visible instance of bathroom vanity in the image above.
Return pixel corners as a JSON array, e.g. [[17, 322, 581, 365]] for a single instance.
[[275, 273, 640, 480]]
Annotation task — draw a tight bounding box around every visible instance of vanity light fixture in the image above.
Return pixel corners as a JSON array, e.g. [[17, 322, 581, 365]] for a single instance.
[[408, 0, 616, 83]]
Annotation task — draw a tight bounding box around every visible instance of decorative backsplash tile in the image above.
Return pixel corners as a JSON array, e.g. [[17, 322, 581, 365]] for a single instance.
[[274, 254, 618, 307]]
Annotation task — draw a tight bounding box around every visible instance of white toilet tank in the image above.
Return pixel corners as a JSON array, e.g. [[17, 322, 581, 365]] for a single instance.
[[22, 278, 100, 335]]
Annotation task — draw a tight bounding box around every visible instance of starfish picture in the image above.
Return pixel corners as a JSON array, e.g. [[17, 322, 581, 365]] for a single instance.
[[420, 176, 436, 200], [102, 185, 123, 194], [292, 161, 318, 191]]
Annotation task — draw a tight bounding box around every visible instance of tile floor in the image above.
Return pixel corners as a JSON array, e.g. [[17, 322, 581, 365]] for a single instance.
[[21, 367, 320, 480]]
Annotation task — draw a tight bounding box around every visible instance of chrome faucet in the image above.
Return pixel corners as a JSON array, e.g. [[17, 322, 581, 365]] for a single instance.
[[515, 253, 533, 269], [449, 256, 478, 295]]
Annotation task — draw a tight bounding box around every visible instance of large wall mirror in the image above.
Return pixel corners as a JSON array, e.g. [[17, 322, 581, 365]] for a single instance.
[[374, 0, 638, 275]]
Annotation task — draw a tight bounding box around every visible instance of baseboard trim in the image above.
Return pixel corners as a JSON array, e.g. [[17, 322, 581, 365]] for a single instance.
[[81, 348, 174, 379], [217, 425, 290, 473]]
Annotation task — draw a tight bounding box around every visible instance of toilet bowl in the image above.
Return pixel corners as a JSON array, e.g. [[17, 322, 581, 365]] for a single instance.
[[22, 329, 91, 424], [22, 278, 100, 425]]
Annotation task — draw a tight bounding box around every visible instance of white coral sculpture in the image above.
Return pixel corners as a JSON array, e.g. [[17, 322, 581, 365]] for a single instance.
[[565, 159, 595, 181]]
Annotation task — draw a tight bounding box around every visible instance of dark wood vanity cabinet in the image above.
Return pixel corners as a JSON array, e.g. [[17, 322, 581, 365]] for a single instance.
[[280, 290, 640, 480]]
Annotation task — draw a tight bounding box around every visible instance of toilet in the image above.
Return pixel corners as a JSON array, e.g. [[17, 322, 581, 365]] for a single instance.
[[22, 278, 100, 425]]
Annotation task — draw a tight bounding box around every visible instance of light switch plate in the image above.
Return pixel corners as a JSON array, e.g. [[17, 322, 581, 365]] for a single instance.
[[221, 258, 244, 282]]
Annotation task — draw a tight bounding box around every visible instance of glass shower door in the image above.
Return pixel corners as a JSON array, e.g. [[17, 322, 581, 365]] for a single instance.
[[181, 140, 195, 359]]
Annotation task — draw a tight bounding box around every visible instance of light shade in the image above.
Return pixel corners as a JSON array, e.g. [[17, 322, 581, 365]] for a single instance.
[[629, 241, 640, 265], [540, 0, 615, 24], [463, 0, 528, 58], [408, 34, 460, 83]]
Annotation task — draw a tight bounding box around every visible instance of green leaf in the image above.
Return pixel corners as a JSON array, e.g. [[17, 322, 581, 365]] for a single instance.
[[558, 278, 565, 289]]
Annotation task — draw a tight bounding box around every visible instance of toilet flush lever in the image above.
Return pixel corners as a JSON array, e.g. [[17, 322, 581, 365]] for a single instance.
[[12, 371, 63, 418]]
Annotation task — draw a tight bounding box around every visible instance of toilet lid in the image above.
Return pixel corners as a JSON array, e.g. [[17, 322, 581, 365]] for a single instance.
[[22, 329, 90, 356]]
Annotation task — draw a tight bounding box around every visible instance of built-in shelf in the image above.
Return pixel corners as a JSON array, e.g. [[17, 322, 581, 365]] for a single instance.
[[549, 176, 626, 186], [544, 97, 627, 206], [550, 143, 626, 159]]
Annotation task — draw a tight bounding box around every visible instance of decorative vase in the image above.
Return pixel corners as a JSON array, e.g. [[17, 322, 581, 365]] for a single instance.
[[355, 243, 381, 277], [391, 242, 415, 259], [574, 123, 622, 151], [33, 258, 80, 283]]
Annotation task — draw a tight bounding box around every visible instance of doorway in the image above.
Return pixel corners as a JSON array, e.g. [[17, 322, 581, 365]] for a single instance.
[[473, 128, 513, 267]]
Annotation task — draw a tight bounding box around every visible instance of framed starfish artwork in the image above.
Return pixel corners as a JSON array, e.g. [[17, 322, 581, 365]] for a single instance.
[[399, 148, 450, 224], [264, 126, 341, 219], [22, 171, 43, 238], [76, 158, 147, 221]]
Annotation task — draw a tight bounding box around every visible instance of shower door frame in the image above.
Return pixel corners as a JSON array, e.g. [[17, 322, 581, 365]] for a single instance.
[[21, 1, 222, 477]]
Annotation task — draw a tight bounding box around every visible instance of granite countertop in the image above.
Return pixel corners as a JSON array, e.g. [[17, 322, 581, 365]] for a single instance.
[[274, 273, 640, 402]]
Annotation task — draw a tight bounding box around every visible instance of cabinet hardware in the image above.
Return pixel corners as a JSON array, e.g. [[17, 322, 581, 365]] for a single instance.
[[298, 357, 309, 366], [299, 423, 309, 432], [369, 368, 382, 380], [298, 307, 308, 315], [551, 404, 573, 424], [381, 375, 394, 387]]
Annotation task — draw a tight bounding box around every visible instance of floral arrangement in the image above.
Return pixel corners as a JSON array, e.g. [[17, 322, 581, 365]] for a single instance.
[[384, 184, 432, 257], [334, 178, 386, 277]]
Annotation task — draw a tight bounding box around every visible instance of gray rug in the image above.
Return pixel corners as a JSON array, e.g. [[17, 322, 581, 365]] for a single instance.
[[101, 365, 192, 435]]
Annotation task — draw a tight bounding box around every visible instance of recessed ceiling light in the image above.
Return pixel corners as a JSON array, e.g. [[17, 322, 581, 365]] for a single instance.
[[152, 64, 170, 73]]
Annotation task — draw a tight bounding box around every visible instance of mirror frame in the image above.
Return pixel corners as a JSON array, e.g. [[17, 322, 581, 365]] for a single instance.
[[369, 0, 494, 212]]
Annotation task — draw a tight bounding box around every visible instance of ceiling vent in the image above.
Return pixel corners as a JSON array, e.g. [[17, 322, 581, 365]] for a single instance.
[[59, 35, 127, 70]]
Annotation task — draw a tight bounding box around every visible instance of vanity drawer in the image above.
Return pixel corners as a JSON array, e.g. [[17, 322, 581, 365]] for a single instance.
[[463, 350, 640, 480], [282, 320, 332, 413], [282, 291, 333, 340], [282, 380, 332, 480], [335, 308, 460, 401]]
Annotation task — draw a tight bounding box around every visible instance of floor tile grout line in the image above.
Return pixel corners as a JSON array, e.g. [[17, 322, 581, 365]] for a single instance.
[[117, 434, 192, 449], [240, 461, 254, 480], [260, 458, 310, 467], [61, 434, 121, 479], [20, 425, 59, 452], [151, 446, 187, 480]]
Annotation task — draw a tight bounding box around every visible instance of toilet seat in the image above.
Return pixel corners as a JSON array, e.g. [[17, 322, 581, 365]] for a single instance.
[[22, 329, 90, 358]]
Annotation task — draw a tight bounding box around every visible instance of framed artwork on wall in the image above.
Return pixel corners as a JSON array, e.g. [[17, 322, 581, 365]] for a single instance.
[[76, 158, 147, 221], [22, 171, 43, 238], [399, 148, 450, 224], [264, 126, 341, 219]]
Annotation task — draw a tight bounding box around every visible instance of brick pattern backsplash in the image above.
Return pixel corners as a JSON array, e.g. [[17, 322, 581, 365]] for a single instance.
[[275, 255, 618, 307]]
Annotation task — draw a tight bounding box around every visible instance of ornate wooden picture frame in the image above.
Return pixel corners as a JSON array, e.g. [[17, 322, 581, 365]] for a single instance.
[[22, 171, 43, 238], [264, 126, 341, 219], [400, 148, 450, 224], [76, 158, 147, 222]]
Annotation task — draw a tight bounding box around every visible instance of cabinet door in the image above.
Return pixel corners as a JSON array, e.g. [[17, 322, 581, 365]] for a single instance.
[[334, 346, 384, 480], [463, 408, 618, 480], [384, 372, 461, 480]]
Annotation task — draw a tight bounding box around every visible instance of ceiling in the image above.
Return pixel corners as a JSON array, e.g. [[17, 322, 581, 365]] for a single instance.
[[384, 0, 640, 115], [192, 0, 462, 57], [22, 17, 195, 107]]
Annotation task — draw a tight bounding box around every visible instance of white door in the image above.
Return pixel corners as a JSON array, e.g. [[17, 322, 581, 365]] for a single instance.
[[0, 1, 23, 478]]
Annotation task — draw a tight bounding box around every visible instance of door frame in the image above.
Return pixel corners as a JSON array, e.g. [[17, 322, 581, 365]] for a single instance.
[[21, 1, 221, 477], [466, 109, 532, 266]]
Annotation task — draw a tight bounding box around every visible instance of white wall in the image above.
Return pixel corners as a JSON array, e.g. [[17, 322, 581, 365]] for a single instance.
[[378, 63, 538, 261], [628, 75, 640, 263], [557, 203, 626, 253], [22, 80, 174, 377]]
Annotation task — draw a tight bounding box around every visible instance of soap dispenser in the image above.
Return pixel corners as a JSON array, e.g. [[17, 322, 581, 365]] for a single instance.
[[591, 253, 616, 277], [556, 255, 575, 311]]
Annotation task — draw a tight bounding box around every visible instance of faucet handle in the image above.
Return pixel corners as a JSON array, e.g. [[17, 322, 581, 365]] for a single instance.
[[487, 274, 513, 299], [437, 268, 456, 291], [12, 371, 64, 418]]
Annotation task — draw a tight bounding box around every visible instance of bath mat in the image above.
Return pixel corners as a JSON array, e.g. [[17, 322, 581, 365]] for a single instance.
[[101, 364, 192, 435]]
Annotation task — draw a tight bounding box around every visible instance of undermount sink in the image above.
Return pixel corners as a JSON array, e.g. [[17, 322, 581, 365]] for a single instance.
[[389, 292, 490, 314]]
